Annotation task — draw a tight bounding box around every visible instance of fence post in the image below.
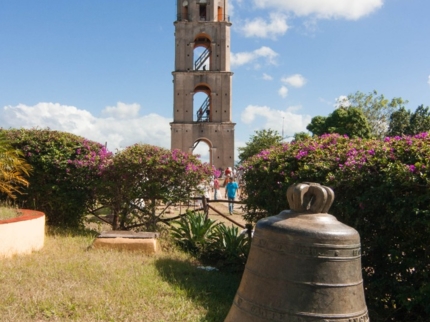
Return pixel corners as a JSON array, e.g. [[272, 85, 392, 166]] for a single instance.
[[245, 223, 253, 244], [202, 195, 209, 219]]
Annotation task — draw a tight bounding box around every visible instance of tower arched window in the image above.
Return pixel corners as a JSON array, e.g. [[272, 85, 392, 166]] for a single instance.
[[193, 91, 210, 122], [193, 46, 210, 71], [199, 0, 207, 21], [193, 35, 211, 71]]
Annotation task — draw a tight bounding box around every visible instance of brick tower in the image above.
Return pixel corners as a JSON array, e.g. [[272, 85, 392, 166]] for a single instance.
[[170, 0, 235, 169]]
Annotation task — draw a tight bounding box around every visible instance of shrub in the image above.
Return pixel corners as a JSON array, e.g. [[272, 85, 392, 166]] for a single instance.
[[242, 133, 430, 321], [170, 211, 219, 256], [212, 224, 250, 269], [96, 144, 214, 231], [171, 212, 250, 270], [0, 128, 112, 228]]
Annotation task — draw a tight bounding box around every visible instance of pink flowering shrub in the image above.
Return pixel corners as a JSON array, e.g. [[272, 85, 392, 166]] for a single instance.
[[242, 133, 430, 321], [1, 128, 112, 227], [96, 144, 214, 231]]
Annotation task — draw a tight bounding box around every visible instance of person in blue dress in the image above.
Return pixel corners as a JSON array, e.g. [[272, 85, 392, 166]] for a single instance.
[[225, 176, 239, 214]]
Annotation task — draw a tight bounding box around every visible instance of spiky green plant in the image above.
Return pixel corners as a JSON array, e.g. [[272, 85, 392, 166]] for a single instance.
[[170, 211, 219, 256], [212, 224, 250, 267]]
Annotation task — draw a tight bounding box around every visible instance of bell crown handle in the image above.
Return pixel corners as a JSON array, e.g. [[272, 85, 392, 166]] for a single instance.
[[287, 182, 334, 213]]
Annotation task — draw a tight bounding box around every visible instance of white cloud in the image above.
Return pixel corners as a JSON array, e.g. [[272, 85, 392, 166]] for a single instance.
[[241, 104, 312, 136], [428, 75, 430, 86], [231, 46, 278, 67], [239, 12, 289, 39], [253, 0, 383, 20], [102, 102, 140, 119], [303, 17, 318, 32], [262, 73, 273, 80], [0, 102, 172, 151], [254, 46, 279, 64], [230, 52, 255, 67], [335, 95, 351, 108], [278, 86, 289, 98], [281, 74, 307, 88]]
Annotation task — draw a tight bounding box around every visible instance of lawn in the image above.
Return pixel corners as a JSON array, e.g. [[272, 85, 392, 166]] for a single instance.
[[0, 227, 241, 322]]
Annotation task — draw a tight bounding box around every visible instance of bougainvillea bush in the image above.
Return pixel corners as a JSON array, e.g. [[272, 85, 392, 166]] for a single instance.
[[0, 128, 112, 227], [96, 144, 214, 231], [242, 133, 430, 321]]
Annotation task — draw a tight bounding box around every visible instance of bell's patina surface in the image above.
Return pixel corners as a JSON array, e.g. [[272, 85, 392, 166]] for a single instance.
[[225, 182, 369, 322]]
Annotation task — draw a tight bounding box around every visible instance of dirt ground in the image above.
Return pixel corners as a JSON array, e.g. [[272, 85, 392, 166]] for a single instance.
[[87, 186, 248, 232], [161, 185, 248, 229]]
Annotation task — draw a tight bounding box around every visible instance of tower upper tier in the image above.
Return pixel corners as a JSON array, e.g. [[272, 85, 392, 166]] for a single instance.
[[176, 0, 230, 23]]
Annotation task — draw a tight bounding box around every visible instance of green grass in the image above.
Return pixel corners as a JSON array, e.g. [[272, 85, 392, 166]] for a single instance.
[[0, 227, 241, 322]]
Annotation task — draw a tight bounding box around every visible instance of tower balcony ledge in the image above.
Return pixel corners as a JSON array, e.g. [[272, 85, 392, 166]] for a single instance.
[[172, 70, 234, 75]]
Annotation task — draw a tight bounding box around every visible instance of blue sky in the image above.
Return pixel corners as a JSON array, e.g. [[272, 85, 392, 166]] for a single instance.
[[1, 0, 429, 162]]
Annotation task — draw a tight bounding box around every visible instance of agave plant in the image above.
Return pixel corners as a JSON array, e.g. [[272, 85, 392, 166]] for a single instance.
[[170, 211, 219, 255], [212, 224, 250, 267]]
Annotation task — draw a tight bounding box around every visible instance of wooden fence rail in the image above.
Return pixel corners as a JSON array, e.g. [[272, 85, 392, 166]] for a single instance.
[[191, 196, 246, 229]]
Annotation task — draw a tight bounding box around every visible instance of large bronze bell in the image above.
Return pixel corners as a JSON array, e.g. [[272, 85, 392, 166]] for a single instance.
[[225, 182, 369, 322]]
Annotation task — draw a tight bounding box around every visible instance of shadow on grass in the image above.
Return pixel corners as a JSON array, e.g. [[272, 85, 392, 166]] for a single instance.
[[155, 257, 242, 322]]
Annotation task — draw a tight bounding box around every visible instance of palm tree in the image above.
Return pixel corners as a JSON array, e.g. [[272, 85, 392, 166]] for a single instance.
[[0, 133, 32, 199]]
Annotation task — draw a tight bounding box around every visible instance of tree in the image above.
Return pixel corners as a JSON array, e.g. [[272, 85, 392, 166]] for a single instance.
[[292, 131, 311, 142], [409, 104, 430, 135], [0, 132, 32, 199], [306, 107, 372, 138], [306, 116, 327, 136], [388, 105, 430, 136], [238, 129, 283, 163], [96, 144, 214, 231], [387, 107, 411, 136], [341, 90, 408, 139], [326, 107, 372, 138]]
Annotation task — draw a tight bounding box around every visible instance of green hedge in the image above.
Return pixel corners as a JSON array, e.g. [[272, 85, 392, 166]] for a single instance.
[[1, 128, 112, 227], [242, 133, 430, 321]]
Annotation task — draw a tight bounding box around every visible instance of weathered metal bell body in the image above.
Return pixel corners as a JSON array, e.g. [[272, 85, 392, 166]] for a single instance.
[[225, 183, 368, 322]]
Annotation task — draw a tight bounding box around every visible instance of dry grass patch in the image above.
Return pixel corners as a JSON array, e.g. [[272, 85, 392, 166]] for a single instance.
[[0, 206, 22, 221], [0, 227, 240, 322]]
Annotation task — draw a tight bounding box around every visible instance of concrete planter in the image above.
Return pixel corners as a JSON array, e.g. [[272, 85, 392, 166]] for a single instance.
[[92, 231, 160, 254], [0, 209, 45, 258]]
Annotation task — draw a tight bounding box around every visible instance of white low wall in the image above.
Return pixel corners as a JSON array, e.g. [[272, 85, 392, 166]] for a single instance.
[[0, 209, 45, 258]]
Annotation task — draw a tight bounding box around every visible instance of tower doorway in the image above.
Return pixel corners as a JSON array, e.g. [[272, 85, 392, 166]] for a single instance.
[[192, 139, 211, 164]]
